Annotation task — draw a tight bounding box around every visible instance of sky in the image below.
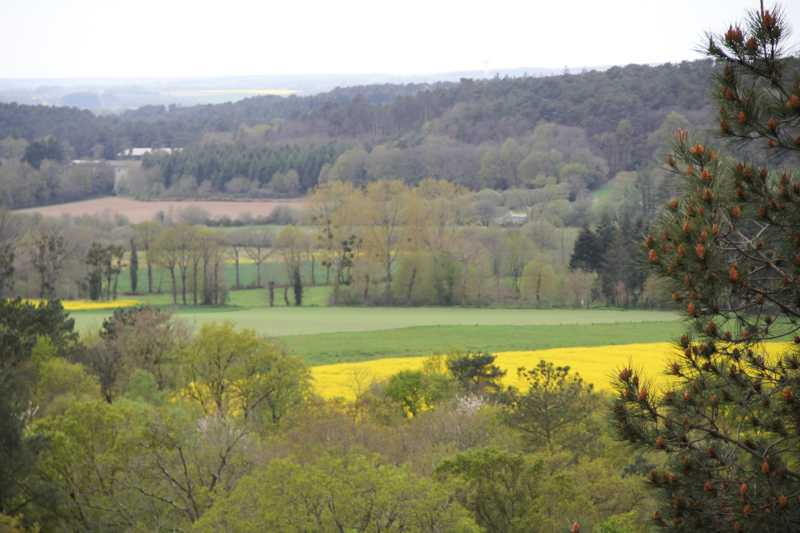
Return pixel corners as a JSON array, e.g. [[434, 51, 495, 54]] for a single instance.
[[1, 0, 799, 80]]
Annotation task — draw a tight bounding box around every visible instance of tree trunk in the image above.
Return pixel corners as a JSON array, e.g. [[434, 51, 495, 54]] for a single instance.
[[169, 268, 177, 304], [461, 260, 468, 306], [192, 263, 199, 305], [213, 261, 219, 304], [268, 281, 275, 307], [180, 267, 187, 305], [283, 285, 290, 306], [407, 266, 417, 304]]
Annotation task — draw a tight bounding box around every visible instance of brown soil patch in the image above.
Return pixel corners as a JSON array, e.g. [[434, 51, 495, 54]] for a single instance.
[[14, 197, 307, 224]]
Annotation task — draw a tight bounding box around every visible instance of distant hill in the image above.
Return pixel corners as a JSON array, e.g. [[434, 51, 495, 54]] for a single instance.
[[0, 66, 582, 110]]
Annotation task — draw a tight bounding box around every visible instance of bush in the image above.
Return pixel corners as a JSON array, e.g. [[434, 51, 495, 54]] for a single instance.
[[268, 204, 300, 225]]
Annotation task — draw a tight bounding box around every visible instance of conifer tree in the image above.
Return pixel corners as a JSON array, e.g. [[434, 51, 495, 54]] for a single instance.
[[611, 5, 800, 531], [129, 237, 138, 294], [569, 223, 596, 272]]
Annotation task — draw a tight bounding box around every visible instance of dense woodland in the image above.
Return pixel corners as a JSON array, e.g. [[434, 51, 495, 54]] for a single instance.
[[1, 299, 652, 533], [0, 59, 720, 218]]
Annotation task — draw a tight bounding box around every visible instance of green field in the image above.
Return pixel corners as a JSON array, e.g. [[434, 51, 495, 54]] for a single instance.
[[71, 305, 682, 365], [115, 258, 327, 295], [285, 322, 684, 366]]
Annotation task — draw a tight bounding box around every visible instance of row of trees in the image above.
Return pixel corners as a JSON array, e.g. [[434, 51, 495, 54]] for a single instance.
[[304, 178, 650, 308], [0, 171, 659, 309], [0, 147, 114, 209]]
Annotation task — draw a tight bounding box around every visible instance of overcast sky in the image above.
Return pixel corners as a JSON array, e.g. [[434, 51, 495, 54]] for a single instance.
[[2, 0, 799, 80]]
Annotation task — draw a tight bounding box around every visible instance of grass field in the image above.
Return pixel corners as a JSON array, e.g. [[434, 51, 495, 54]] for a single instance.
[[71, 307, 678, 337], [130, 285, 332, 308], [117, 259, 327, 295], [285, 321, 684, 366], [71, 306, 682, 364]]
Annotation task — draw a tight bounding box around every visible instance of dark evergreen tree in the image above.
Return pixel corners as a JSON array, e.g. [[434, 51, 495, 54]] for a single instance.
[[599, 214, 640, 307], [21, 135, 65, 170], [84, 242, 105, 301], [0, 245, 14, 298], [0, 298, 76, 514], [292, 266, 303, 306], [593, 211, 618, 270], [612, 6, 800, 531], [129, 238, 138, 294], [569, 222, 596, 272], [446, 352, 506, 394]]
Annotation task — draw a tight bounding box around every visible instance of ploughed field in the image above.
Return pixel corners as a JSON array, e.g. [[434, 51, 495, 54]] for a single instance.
[[14, 197, 305, 224]]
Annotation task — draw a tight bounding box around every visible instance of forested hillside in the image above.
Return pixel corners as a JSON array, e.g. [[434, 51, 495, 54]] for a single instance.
[[0, 60, 718, 212]]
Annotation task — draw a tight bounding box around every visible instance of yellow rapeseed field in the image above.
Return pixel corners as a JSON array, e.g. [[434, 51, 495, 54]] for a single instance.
[[311, 342, 793, 400], [21, 299, 141, 311]]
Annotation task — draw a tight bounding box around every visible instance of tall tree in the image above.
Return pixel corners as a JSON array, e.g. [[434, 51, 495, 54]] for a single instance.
[[132, 220, 163, 294], [129, 237, 138, 294], [612, 6, 800, 532], [308, 180, 362, 303], [240, 226, 276, 289], [181, 320, 310, 425], [416, 179, 477, 305], [362, 180, 414, 287], [0, 298, 75, 515], [29, 232, 71, 299]]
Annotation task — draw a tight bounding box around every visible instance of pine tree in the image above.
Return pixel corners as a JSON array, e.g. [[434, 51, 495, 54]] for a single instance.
[[569, 223, 596, 272], [611, 5, 800, 531], [129, 237, 138, 294], [599, 214, 638, 307], [293, 266, 303, 306]]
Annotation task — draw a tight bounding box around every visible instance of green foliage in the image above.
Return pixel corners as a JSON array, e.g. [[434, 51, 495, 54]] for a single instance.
[[447, 352, 506, 394], [181, 320, 310, 426], [194, 450, 480, 533], [123, 369, 164, 405], [82, 306, 186, 400], [0, 514, 39, 533], [505, 361, 594, 452], [32, 392, 261, 531], [0, 298, 77, 513], [383, 368, 455, 417], [436, 447, 546, 533], [31, 357, 100, 417]]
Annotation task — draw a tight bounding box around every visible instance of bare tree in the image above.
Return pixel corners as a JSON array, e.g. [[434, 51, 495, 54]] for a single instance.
[[240, 226, 276, 288]]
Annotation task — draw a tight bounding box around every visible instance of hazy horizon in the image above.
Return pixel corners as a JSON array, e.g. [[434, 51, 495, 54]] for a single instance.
[[3, 0, 798, 81]]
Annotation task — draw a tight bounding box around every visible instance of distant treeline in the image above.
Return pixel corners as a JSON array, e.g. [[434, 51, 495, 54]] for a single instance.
[[144, 143, 346, 193], [1, 60, 714, 162]]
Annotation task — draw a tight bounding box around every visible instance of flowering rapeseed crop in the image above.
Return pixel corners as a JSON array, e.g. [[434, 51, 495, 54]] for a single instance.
[[311, 343, 791, 400], [21, 299, 141, 311]]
